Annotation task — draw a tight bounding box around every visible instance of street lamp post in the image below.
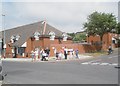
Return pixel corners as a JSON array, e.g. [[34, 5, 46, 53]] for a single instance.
[[2, 14, 6, 58], [0, 38, 2, 59]]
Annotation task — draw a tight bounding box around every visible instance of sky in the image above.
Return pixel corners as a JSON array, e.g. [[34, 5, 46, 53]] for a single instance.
[[0, 0, 119, 33]]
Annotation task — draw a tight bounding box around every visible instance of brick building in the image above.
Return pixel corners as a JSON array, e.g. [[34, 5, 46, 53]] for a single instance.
[[0, 21, 119, 58], [86, 32, 119, 51], [0, 21, 73, 58]]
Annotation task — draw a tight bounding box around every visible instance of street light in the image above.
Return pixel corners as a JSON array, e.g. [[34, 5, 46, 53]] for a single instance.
[[0, 38, 2, 56], [2, 14, 6, 58]]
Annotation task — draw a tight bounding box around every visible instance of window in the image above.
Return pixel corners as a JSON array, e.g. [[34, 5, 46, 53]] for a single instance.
[[62, 33, 68, 41], [34, 31, 40, 40], [11, 35, 20, 43], [18, 47, 25, 56], [15, 35, 20, 41], [49, 31, 55, 40], [11, 35, 15, 43], [112, 40, 115, 44]]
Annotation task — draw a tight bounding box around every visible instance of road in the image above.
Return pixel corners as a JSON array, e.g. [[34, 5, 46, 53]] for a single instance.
[[2, 49, 119, 84]]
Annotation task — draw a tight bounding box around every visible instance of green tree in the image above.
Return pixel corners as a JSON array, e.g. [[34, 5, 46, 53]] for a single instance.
[[67, 33, 75, 39], [73, 33, 86, 42], [116, 22, 120, 47], [84, 11, 117, 45], [67, 32, 86, 42], [116, 22, 120, 34]]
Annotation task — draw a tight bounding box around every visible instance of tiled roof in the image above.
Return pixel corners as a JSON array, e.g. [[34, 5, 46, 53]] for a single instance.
[[0, 21, 69, 46]]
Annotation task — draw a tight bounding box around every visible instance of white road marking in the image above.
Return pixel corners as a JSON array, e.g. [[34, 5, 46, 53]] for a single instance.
[[88, 59, 101, 63], [81, 62, 118, 66], [81, 54, 119, 66]]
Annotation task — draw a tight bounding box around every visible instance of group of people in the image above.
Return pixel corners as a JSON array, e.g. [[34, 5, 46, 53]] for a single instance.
[[30, 47, 80, 62], [31, 47, 50, 61], [31, 44, 113, 61], [53, 47, 79, 60]]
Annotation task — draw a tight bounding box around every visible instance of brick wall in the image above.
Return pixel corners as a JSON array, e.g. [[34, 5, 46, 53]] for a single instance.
[[49, 44, 101, 56], [5, 33, 118, 58], [23, 37, 73, 58], [86, 33, 118, 51]]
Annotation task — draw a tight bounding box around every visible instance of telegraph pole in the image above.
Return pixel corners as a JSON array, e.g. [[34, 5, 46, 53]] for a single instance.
[[2, 14, 6, 58]]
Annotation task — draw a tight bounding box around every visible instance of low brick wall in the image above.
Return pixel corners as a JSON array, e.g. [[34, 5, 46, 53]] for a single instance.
[[49, 43, 101, 56]]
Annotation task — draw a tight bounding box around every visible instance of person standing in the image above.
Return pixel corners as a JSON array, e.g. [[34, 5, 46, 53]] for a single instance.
[[45, 47, 50, 57], [75, 49, 79, 58], [108, 45, 112, 55], [53, 48, 57, 57], [69, 49, 73, 59], [39, 48, 43, 59], [64, 47, 68, 60], [41, 50, 48, 61], [34, 48, 39, 61], [58, 51, 62, 60], [31, 50, 35, 62]]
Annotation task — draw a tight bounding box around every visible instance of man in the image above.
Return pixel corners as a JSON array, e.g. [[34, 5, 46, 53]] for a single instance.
[[45, 47, 50, 57], [108, 45, 112, 55], [64, 47, 68, 59], [75, 49, 79, 58]]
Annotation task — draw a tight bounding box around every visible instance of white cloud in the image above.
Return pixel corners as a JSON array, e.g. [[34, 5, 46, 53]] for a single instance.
[[0, 2, 2, 31], [2, 2, 118, 32], [3, 0, 120, 2]]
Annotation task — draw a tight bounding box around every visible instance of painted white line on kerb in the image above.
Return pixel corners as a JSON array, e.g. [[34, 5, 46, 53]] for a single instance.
[[99, 63, 109, 65], [111, 63, 118, 66], [81, 62, 90, 65], [90, 63, 100, 65]]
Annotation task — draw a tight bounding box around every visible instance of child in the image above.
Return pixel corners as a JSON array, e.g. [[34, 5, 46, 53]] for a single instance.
[[31, 50, 35, 62]]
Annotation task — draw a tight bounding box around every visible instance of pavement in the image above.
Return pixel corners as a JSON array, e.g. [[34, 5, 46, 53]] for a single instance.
[[1, 54, 93, 62], [2, 48, 119, 62], [1, 48, 118, 63]]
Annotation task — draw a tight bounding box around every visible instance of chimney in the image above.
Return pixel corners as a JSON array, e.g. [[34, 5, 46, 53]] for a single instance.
[[42, 20, 46, 35]]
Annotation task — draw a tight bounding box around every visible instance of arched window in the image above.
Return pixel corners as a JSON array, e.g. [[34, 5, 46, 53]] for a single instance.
[[49, 31, 55, 40]]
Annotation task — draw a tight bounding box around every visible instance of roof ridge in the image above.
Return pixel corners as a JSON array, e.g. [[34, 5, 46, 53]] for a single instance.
[[4, 21, 43, 31]]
